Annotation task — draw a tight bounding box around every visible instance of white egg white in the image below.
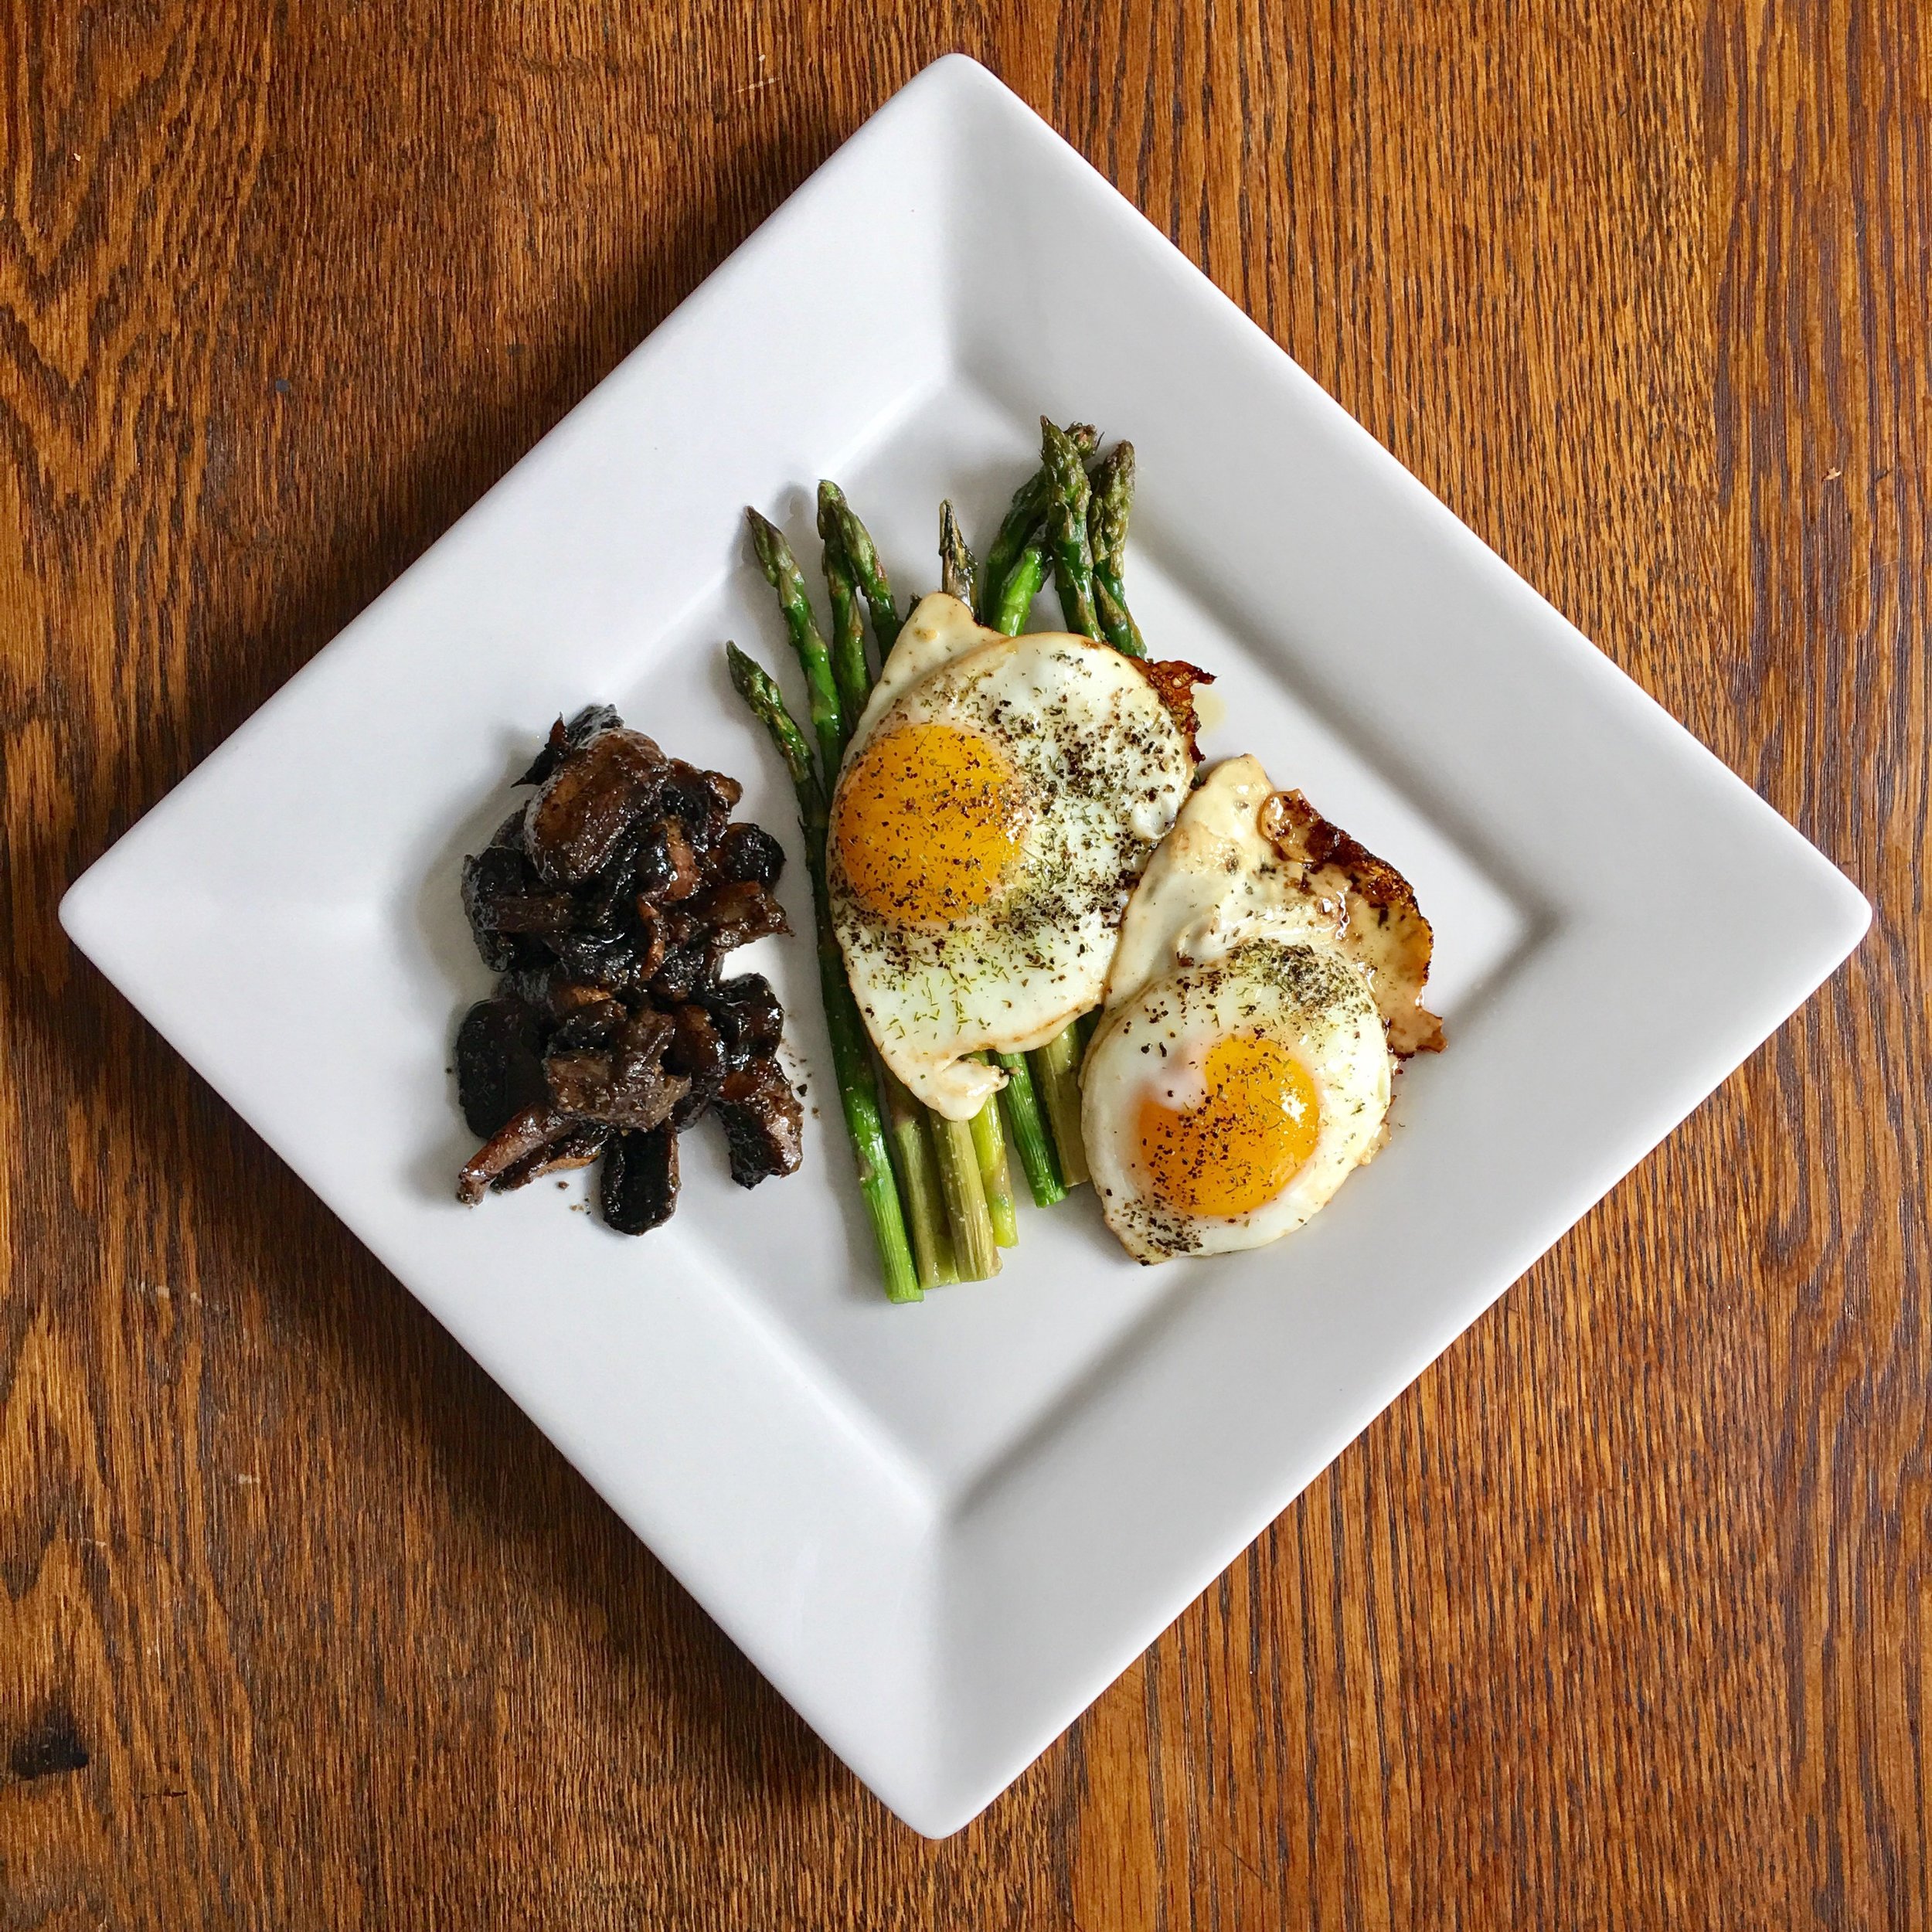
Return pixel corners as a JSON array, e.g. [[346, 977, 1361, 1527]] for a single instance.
[[1085, 756, 1399, 1262], [1084, 941, 1391, 1260], [830, 593, 1193, 1119], [1104, 753, 1345, 1011]]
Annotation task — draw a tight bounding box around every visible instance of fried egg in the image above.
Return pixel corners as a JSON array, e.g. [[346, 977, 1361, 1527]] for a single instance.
[[828, 593, 1195, 1119], [1083, 756, 1441, 1262]]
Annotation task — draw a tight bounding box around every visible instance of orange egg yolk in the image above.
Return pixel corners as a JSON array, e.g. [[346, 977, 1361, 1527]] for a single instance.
[[833, 722, 1026, 923], [1137, 1034, 1321, 1219]]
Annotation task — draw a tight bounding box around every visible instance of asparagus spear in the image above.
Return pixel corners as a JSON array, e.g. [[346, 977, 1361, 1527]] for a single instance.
[[978, 423, 1097, 626], [879, 1067, 959, 1287], [747, 509, 844, 782], [995, 1049, 1066, 1207], [816, 483, 873, 726], [1041, 418, 1100, 641], [939, 501, 978, 607], [1094, 576, 1143, 658], [1087, 443, 1147, 657], [987, 547, 1045, 635], [967, 1055, 1019, 1246], [820, 482, 903, 662], [930, 1112, 1001, 1277], [1029, 1022, 1091, 1189], [1087, 444, 1128, 563], [725, 645, 919, 1301]]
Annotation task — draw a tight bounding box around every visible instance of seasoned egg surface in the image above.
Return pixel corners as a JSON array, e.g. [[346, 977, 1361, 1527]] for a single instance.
[[829, 593, 1193, 1119], [1084, 754, 1439, 1262], [1104, 753, 1339, 1012], [1083, 940, 1391, 1261]]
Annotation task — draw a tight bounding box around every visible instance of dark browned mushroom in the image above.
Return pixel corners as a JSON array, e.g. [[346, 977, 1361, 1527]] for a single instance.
[[704, 974, 786, 1067], [658, 760, 743, 851], [492, 1124, 610, 1191], [716, 821, 786, 889], [632, 818, 704, 903], [478, 891, 581, 937], [543, 1009, 690, 1131], [454, 706, 798, 1236], [457, 1103, 577, 1204], [455, 994, 549, 1138], [664, 1002, 727, 1127], [715, 1056, 804, 1187], [516, 703, 621, 787], [685, 878, 790, 952], [461, 845, 539, 971], [601, 1124, 679, 1233], [523, 726, 669, 886], [648, 937, 716, 1005]]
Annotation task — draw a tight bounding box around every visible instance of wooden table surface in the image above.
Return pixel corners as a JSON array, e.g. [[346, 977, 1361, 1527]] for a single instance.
[[5, 3, 1926, 1926]]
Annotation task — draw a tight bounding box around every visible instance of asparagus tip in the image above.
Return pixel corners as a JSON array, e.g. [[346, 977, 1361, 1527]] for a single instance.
[[815, 479, 845, 540], [744, 505, 781, 565], [723, 638, 759, 693]]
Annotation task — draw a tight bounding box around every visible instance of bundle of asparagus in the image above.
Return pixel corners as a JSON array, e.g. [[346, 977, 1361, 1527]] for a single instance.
[[727, 417, 1146, 1299]]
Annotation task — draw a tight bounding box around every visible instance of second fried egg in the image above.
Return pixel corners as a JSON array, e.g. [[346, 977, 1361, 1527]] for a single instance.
[[1083, 940, 1391, 1261], [1083, 755, 1441, 1262]]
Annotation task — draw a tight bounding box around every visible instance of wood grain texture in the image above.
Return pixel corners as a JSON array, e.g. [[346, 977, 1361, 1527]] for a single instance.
[[2, 2, 1924, 1925]]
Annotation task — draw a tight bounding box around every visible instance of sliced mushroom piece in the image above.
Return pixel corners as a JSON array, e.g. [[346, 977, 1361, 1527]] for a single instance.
[[461, 845, 540, 971], [548, 977, 617, 1020], [546, 929, 645, 995], [628, 903, 671, 982], [715, 821, 787, 889], [704, 973, 786, 1066], [517, 703, 624, 787], [600, 1124, 680, 1233], [685, 878, 790, 952], [495, 961, 556, 1011], [662, 1002, 726, 1127], [632, 818, 704, 904], [455, 994, 549, 1139], [523, 725, 669, 886], [580, 818, 655, 930], [547, 995, 625, 1053], [648, 940, 715, 1006], [457, 1103, 577, 1205], [658, 760, 743, 852], [492, 1124, 609, 1192], [543, 1052, 689, 1131], [665, 1002, 727, 1083], [480, 891, 581, 937], [543, 1009, 689, 1131], [714, 1055, 804, 1187]]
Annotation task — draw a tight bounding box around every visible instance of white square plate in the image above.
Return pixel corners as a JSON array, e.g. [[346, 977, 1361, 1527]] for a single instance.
[[61, 56, 1868, 1835]]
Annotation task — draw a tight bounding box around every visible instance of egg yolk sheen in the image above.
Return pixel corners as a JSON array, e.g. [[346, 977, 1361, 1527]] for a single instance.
[[833, 722, 1028, 924], [1137, 1034, 1321, 1219]]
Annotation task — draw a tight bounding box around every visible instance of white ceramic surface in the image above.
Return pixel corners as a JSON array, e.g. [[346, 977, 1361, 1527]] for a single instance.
[[60, 55, 1869, 1835]]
